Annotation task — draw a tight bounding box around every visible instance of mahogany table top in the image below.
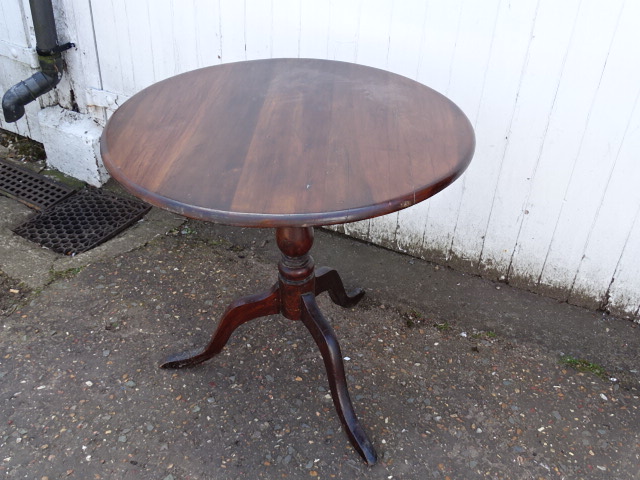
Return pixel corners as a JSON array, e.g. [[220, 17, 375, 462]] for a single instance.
[[100, 58, 475, 227]]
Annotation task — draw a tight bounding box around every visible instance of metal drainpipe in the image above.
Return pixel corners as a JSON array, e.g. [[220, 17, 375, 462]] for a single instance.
[[2, 0, 74, 123]]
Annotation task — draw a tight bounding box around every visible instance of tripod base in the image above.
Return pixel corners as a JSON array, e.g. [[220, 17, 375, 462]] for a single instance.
[[160, 227, 377, 465]]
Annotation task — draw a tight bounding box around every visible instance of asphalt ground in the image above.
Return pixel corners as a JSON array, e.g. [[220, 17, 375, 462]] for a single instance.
[[0, 177, 638, 479]]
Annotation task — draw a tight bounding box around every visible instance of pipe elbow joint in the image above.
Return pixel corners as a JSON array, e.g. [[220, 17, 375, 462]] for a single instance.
[[2, 69, 61, 123]]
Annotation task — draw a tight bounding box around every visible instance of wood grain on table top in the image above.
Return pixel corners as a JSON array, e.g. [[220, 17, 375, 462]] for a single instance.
[[101, 58, 475, 227]]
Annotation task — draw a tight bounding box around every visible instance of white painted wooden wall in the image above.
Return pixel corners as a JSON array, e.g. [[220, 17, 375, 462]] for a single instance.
[[0, 0, 42, 140], [1, 0, 639, 321]]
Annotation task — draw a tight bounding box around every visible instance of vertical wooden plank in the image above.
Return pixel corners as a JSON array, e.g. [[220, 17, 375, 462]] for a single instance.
[[147, 0, 177, 81], [385, 0, 429, 79], [194, 0, 222, 66], [244, 0, 272, 60], [172, 0, 200, 73], [299, 0, 330, 59], [0, 2, 12, 44], [607, 206, 640, 319], [354, 0, 393, 70], [508, 0, 626, 290], [19, 0, 34, 47], [478, 0, 580, 277], [439, 0, 502, 118], [327, 0, 362, 62], [56, 0, 102, 116], [446, 0, 539, 270], [418, 0, 500, 263], [544, 0, 640, 305], [112, 0, 137, 94], [570, 87, 640, 310], [123, 0, 155, 90], [219, 0, 247, 63], [415, 0, 463, 94], [92, 0, 144, 95], [271, 0, 300, 58], [90, 0, 126, 94], [0, 0, 29, 46]]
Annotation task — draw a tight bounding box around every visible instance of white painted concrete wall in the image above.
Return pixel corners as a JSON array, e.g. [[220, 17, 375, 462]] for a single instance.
[[1, 0, 639, 320]]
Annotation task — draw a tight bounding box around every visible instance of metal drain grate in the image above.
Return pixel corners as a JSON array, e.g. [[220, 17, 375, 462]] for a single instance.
[[13, 187, 151, 255], [0, 158, 75, 210]]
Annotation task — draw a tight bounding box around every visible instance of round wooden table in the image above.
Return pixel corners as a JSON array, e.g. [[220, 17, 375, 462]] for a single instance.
[[101, 58, 475, 465]]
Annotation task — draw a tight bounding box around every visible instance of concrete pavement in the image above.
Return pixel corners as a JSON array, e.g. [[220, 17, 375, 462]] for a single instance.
[[0, 182, 638, 479]]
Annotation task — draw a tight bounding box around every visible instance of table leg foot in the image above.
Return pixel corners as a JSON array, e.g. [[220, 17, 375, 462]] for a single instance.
[[300, 292, 377, 465], [315, 266, 365, 308], [160, 283, 280, 369]]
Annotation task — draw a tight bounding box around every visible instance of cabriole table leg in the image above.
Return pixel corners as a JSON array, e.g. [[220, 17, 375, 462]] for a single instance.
[[300, 291, 377, 465], [159, 283, 280, 369], [315, 266, 365, 307]]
